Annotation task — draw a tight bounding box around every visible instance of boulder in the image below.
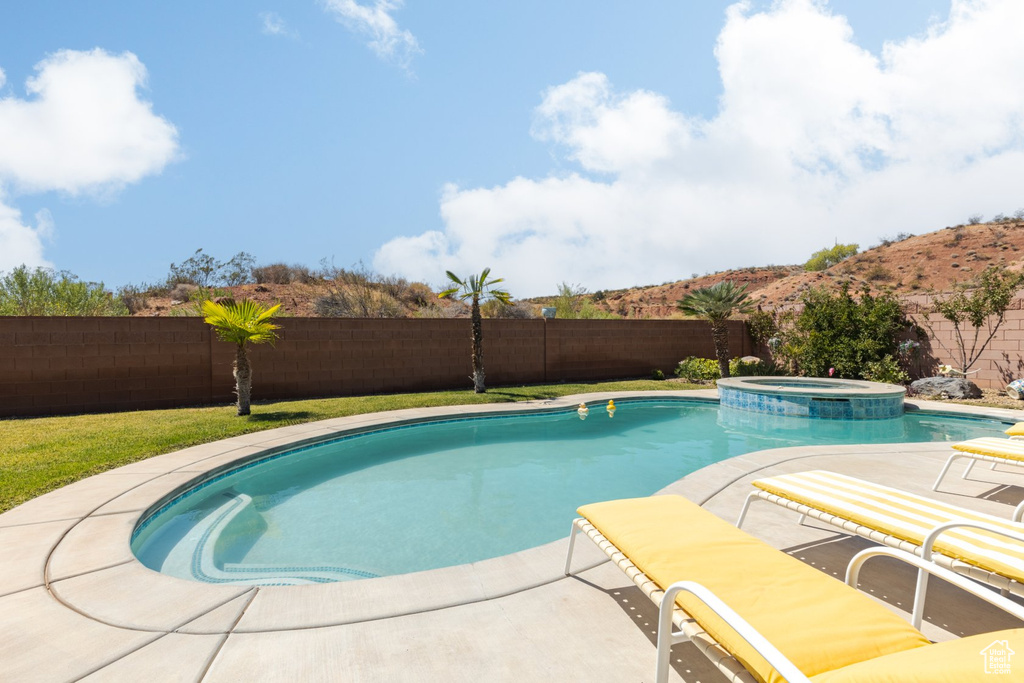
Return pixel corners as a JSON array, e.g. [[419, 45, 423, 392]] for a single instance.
[[910, 376, 982, 400]]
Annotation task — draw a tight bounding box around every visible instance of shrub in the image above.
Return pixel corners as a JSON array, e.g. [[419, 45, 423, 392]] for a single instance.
[[482, 299, 536, 318], [552, 282, 616, 319], [792, 282, 908, 379], [864, 264, 892, 282], [729, 357, 784, 377], [967, 214, 983, 225], [877, 232, 913, 247], [0, 266, 127, 316], [314, 288, 403, 318], [252, 263, 295, 284], [116, 283, 149, 314], [674, 357, 720, 383], [804, 243, 858, 271], [746, 308, 778, 351], [651, 369, 665, 381], [862, 355, 910, 385]]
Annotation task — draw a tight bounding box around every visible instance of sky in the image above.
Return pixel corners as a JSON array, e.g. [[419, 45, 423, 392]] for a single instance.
[[2, 0, 1023, 297]]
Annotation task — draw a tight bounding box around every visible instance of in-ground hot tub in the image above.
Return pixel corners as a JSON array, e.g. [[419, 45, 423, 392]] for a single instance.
[[717, 376, 905, 420]]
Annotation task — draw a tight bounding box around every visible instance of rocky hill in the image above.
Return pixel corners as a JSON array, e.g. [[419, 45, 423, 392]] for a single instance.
[[132, 220, 1024, 318], [592, 220, 1024, 318]]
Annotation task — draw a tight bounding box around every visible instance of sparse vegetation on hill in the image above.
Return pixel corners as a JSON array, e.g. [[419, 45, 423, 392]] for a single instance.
[[4, 218, 1024, 319]]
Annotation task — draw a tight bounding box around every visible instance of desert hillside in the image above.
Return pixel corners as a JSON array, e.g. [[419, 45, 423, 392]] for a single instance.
[[132, 220, 1024, 318], [590, 221, 1024, 318]]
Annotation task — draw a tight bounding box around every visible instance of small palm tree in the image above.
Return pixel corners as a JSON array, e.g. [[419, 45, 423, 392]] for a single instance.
[[439, 268, 511, 393], [677, 281, 754, 379], [202, 299, 281, 416]]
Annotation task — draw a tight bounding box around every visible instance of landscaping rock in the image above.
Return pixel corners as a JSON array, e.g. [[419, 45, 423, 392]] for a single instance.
[[910, 376, 982, 399]]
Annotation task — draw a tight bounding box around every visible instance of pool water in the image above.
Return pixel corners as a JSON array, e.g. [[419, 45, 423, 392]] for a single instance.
[[131, 400, 1008, 585]]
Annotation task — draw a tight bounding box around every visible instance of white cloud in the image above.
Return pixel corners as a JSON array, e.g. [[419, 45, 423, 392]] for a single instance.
[[322, 0, 421, 68], [260, 11, 298, 38], [0, 203, 53, 272], [0, 49, 179, 270], [375, 0, 1024, 297]]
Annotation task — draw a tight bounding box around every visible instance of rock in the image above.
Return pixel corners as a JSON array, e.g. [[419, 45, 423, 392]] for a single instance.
[[910, 376, 982, 399]]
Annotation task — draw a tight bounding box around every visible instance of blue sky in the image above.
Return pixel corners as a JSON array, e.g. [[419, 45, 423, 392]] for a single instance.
[[2, 1, 1022, 297]]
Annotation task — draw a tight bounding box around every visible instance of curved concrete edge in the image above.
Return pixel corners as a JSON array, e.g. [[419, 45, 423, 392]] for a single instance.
[[1, 389, 1020, 637]]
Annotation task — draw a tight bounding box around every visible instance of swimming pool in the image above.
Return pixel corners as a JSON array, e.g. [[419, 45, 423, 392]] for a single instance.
[[131, 399, 1009, 585]]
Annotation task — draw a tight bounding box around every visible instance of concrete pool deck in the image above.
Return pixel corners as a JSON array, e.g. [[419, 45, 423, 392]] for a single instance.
[[2, 391, 1024, 681]]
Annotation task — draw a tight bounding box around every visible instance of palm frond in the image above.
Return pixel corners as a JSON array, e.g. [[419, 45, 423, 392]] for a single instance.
[[202, 299, 281, 346]]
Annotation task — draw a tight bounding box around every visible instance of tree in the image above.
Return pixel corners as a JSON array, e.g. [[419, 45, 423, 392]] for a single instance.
[[920, 265, 1024, 374], [804, 243, 858, 271], [438, 268, 511, 393], [202, 299, 281, 416], [676, 281, 754, 378]]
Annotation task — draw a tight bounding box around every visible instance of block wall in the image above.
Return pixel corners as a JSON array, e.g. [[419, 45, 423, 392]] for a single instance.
[[904, 298, 1024, 389], [0, 317, 749, 417]]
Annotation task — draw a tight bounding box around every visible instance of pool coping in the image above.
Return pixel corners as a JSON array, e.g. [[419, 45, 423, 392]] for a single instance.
[[3, 389, 1023, 638]]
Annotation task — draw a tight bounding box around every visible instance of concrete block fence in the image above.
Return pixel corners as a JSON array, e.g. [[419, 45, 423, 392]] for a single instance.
[[903, 296, 1024, 390], [0, 317, 751, 417]]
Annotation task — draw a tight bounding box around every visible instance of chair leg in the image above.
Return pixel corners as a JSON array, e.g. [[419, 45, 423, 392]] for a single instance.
[[564, 520, 579, 576], [963, 459, 977, 479], [655, 590, 677, 683], [911, 568, 930, 630], [932, 453, 962, 491], [735, 492, 757, 528]]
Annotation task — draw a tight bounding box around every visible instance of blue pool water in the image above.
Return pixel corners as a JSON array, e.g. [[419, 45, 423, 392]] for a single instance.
[[131, 400, 1009, 585]]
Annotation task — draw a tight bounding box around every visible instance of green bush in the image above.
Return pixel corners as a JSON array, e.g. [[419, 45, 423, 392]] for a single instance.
[[793, 283, 908, 379], [553, 282, 616, 319], [0, 266, 127, 316], [746, 308, 778, 350], [674, 357, 720, 382], [804, 243, 858, 271], [862, 355, 910, 385], [651, 368, 665, 381], [729, 358, 784, 377]]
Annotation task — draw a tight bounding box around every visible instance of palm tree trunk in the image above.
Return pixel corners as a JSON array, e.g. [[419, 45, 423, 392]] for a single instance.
[[471, 295, 485, 393], [712, 321, 731, 379], [234, 343, 252, 416]]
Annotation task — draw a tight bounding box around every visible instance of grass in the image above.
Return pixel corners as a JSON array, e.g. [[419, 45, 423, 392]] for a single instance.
[[0, 378, 698, 513]]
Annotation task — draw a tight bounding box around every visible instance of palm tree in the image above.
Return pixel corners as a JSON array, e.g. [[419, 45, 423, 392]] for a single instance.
[[202, 299, 281, 416], [677, 281, 754, 379], [439, 268, 511, 393]]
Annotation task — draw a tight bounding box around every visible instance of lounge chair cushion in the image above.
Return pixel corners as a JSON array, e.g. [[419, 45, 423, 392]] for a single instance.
[[1005, 423, 1024, 437], [953, 437, 1024, 462], [752, 470, 1024, 583], [811, 628, 1024, 682], [578, 495, 929, 683]]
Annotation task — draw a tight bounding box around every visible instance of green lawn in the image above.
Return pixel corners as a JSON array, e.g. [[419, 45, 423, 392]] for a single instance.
[[0, 379, 700, 513]]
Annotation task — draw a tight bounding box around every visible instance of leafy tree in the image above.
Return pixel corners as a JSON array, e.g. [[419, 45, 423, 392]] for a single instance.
[[202, 299, 281, 416], [920, 265, 1024, 374], [676, 281, 754, 378], [439, 268, 511, 393], [794, 282, 907, 379], [221, 252, 257, 286], [804, 243, 858, 271], [167, 249, 256, 287], [0, 266, 127, 316]]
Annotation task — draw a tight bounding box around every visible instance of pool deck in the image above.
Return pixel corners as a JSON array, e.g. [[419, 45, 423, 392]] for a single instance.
[[3, 390, 1024, 682]]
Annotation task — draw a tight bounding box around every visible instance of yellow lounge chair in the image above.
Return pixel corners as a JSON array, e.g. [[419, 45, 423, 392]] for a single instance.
[[738, 470, 1024, 627], [564, 494, 1024, 683], [934, 437, 1024, 491]]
